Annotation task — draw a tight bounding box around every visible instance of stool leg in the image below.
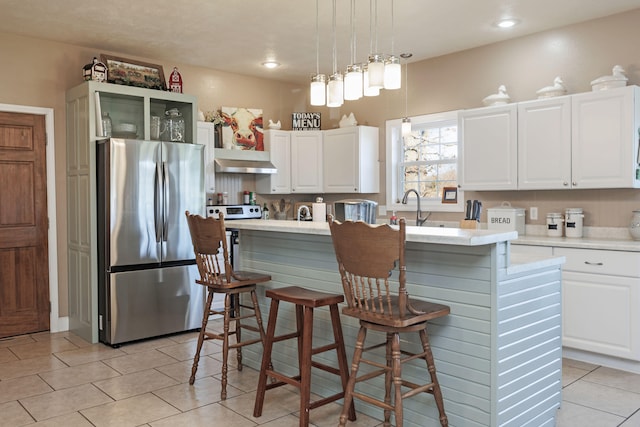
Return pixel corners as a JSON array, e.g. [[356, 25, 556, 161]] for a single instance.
[[253, 298, 280, 418], [234, 294, 244, 371], [329, 304, 356, 422], [250, 289, 274, 377], [339, 325, 367, 427], [189, 288, 213, 385], [391, 332, 403, 427], [299, 305, 314, 427], [384, 333, 393, 426], [221, 292, 232, 400], [419, 328, 448, 427]]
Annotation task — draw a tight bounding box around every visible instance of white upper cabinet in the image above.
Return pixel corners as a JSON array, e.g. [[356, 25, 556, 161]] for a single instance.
[[518, 96, 572, 189], [197, 122, 216, 196], [323, 126, 379, 193], [458, 104, 518, 190], [571, 85, 640, 189], [291, 130, 323, 193], [256, 130, 292, 194]]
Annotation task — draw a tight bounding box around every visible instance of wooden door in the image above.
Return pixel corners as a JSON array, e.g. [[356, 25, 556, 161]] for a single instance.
[[0, 111, 49, 338]]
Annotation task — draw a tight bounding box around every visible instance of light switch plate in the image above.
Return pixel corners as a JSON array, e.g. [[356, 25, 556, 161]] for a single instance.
[[530, 207, 538, 221]]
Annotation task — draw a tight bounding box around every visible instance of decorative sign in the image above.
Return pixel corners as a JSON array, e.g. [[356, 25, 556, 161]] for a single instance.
[[292, 112, 321, 130]]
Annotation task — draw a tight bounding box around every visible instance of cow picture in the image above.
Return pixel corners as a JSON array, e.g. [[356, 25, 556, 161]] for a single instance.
[[221, 107, 264, 150]]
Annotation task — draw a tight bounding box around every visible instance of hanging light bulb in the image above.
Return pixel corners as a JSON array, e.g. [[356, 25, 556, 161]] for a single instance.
[[326, 0, 343, 107], [344, 0, 362, 101], [401, 53, 412, 136], [363, 63, 380, 97], [383, 0, 401, 90], [310, 0, 326, 106]]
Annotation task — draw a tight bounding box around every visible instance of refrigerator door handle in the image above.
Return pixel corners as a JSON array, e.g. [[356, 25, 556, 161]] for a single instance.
[[162, 161, 169, 241], [154, 161, 162, 242]]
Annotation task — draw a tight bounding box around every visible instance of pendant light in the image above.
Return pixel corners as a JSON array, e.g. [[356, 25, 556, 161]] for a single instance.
[[344, 0, 363, 101], [367, 0, 384, 90], [310, 0, 326, 106], [401, 53, 412, 136], [383, 0, 401, 90], [326, 0, 343, 107], [364, 0, 380, 97]]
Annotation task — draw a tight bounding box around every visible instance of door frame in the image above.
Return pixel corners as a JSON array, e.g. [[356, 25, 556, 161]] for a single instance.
[[0, 103, 63, 332]]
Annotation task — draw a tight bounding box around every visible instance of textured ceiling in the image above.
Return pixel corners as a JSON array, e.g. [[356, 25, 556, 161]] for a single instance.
[[1, 0, 640, 84]]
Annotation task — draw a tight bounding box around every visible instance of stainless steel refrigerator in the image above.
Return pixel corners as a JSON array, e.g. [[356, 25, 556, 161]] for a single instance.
[[97, 138, 205, 346]]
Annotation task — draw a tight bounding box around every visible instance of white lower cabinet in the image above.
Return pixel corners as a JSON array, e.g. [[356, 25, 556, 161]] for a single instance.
[[555, 247, 640, 361]]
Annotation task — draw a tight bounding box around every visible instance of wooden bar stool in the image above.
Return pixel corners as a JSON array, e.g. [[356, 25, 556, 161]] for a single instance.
[[185, 211, 271, 400], [329, 216, 450, 427], [253, 286, 357, 427]]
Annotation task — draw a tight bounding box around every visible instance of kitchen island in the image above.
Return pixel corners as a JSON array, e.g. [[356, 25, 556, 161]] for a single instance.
[[230, 220, 564, 427]]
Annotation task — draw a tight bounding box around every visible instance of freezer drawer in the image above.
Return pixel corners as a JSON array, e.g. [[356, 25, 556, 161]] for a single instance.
[[100, 265, 204, 345]]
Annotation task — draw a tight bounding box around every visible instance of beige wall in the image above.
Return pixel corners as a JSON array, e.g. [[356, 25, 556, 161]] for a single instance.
[[2, 8, 640, 318]]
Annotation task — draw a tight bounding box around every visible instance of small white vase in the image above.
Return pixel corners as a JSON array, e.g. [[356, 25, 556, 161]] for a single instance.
[[629, 210, 640, 240]]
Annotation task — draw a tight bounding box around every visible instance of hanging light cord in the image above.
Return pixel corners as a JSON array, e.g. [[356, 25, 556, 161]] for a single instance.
[[390, 0, 395, 55], [315, 0, 320, 75], [332, 0, 337, 74], [350, 0, 356, 64]]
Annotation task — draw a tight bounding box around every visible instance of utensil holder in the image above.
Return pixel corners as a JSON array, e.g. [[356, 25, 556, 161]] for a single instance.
[[460, 219, 480, 230]]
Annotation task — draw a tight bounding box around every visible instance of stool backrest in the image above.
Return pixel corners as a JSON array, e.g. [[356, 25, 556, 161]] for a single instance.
[[185, 211, 232, 285], [328, 217, 412, 322]]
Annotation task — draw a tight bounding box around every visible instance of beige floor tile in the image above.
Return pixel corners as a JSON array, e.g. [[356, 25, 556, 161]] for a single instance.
[[54, 344, 126, 366], [93, 368, 179, 400], [39, 361, 121, 390], [157, 339, 221, 361], [0, 355, 67, 380], [215, 364, 262, 393], [0, 375, 52, 404], [30, 411, 95, 426], [101, 349, 178, 374], [305, 401, 380, 427], [563, 358, 599, 372], [80, 393, 180, 427], [30, 331, 73, 342], [258, 414, 313, 427], [9, 338, 79, 360], [562, 364, 591, 387], [63, 334, 93, 348], [149, 402, 257, 427], [20, 383, 112, 421], [118, 337, 176, 354], [621, 410, 640, 426], [0, 335, 36, 349], [222, 387, 300, 424], [153, 375, 243, 411], [0, 347, 18, 363], [556, 401, 624, 427], [583, 366, 640, 394], [155, 355, 222, 382], [563, 379, 640, 417], [167, 331, 200, 344], [0, 400, 34, 427]]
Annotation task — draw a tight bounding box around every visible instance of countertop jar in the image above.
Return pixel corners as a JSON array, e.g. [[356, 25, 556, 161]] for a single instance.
[[546, 213, 564, 237], [630, 210, 640, 240]]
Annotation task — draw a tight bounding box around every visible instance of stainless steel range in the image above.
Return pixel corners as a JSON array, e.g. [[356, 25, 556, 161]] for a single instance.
[[206, 204, 262, 220]]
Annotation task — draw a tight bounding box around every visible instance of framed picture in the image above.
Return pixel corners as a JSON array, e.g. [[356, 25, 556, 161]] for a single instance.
[[220, 106, 264, 150], [442, 187, 458, 204], [100, 54, 166, 90]]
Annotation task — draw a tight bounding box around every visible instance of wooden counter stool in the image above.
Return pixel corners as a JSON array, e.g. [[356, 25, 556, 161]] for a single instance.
[[253, 286, 356, 427], [185, 211, 271, 400], [328, 216, 450, 427]]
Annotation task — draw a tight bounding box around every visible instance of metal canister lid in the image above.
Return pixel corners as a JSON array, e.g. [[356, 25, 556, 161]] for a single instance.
[[547, 212, 563, 218], [565, 208, 583, 213]]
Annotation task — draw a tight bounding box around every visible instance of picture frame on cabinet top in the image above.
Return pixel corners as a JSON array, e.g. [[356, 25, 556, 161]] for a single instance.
[[100, 54, 166, 90]]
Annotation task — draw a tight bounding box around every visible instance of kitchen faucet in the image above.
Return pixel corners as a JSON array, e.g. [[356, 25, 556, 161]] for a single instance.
[[297, 205, 311, 221], [401, 189, 431, 226]]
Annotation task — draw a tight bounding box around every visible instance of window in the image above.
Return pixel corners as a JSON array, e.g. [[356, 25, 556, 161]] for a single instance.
[[386, 111, 464, 213]]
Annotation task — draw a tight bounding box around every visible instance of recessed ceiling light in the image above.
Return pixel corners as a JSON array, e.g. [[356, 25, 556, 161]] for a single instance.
[[262, 61, 280, 69], [495, 18, 520, 29]]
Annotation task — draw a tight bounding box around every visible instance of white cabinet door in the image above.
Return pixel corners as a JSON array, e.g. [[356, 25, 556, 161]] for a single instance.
[[291, 131, 323, 193], [458, 104, 518, 190], [323, 126, 379, 193], [256, 130, 291, 194], [571, 85, 640, 189], [197, 122, 216, 197], [555, 247, 640, 361], [518, 97, 572, 190]]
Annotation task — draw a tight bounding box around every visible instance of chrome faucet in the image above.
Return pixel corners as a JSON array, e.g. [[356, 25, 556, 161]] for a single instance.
[[297, 205, 311, 221], [401, 189, 431, 226]]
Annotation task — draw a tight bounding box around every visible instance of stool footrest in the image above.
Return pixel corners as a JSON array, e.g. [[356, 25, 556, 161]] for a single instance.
[[309, 392, 345, 410], [311, 342, 339, 355], [271, 331, 300, 343], [311, 360, 341, 377], [264, 371, 301, 389]]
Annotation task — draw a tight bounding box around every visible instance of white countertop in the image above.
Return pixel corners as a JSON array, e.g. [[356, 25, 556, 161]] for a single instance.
[[513, 234, 640, 252], [227, 219, 518, 246]]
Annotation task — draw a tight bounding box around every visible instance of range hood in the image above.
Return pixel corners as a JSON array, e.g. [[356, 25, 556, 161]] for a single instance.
[[213, 148, 277, 174]]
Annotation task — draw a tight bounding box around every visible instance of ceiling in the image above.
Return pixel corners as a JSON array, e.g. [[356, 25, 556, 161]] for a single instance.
[[2, 0, 640, 85]]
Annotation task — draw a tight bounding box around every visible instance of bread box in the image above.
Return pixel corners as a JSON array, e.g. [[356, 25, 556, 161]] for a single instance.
[[487, 201, 525, 235]]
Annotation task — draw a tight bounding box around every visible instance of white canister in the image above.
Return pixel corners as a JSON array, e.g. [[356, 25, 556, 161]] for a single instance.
[[546, 213, 564, 237], [565, 208, 584, 238], [312, 197, 327, 222]]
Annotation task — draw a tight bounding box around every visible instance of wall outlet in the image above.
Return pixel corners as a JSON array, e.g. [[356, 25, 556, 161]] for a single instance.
[[530, 207, 538, 221]]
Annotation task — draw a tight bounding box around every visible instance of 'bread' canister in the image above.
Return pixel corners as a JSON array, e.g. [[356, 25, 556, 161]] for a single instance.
[[546, 213, 564, 237], [565, 208, 584, 238]]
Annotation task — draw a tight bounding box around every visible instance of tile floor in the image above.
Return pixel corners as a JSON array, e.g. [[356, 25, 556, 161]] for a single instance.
[[1, 321, 639, 427]]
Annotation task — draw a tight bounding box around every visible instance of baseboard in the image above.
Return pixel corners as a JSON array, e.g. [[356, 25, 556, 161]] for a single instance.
[[563, 347, 640, 374], [50, 316, 69, 333]]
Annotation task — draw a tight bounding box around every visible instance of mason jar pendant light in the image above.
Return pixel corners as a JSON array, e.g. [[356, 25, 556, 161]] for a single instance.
[[383, 0, 401, 90], [326, 0, 343, 107], [367, 0, 385, 90], [310, 0, 326, 106], [344, 0, 363, 101]]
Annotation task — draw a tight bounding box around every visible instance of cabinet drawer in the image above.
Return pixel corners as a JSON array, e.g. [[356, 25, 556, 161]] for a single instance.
[[554, 247, 640, 277]]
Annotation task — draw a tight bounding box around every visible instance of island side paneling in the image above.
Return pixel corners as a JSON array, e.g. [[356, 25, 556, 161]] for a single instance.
[[236, 229, 561, 427]]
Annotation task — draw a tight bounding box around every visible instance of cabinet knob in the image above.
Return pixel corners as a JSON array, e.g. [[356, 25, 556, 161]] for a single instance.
[[563, 181, 569, 186], [354, 188, 357, 191], [572, 181, 578, 186]]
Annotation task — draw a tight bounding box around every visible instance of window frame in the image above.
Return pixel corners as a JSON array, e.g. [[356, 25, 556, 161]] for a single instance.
[[385, 110, 464, 214]]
